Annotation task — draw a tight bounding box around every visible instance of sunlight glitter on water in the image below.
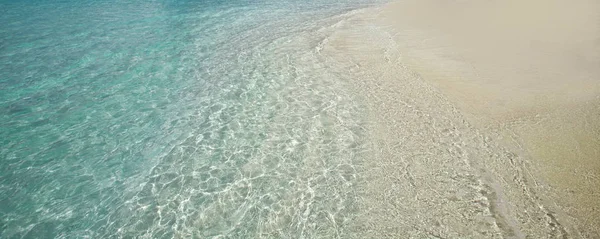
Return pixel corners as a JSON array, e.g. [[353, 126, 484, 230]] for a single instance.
[[0, 0, 381, 237]]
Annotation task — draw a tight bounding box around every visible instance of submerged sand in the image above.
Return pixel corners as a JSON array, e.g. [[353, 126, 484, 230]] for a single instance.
[[318, 0, 599, 237]]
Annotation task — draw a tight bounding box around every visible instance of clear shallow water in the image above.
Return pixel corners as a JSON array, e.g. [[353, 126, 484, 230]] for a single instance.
[[0, 0, 381, 237]]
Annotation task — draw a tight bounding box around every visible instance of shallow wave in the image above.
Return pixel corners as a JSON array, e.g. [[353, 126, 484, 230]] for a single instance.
[[317, 7, 573, 238]]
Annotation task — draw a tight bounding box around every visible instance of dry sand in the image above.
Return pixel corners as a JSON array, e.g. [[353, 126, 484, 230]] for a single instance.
[[318, 0, 599, 237], [377, 0, 600, 237]]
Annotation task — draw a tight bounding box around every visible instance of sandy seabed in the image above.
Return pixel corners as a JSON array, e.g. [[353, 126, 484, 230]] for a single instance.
[[318, 0, 600, 237]]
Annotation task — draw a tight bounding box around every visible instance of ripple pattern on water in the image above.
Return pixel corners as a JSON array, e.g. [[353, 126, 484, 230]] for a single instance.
[[0, 0, 379, 237]]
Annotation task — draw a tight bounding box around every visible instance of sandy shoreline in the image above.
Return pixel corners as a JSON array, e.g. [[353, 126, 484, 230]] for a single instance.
[[376, 0, 600, 237], [320, 0, 599, 237]]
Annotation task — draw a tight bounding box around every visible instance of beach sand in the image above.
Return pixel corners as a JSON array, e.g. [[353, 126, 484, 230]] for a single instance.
[[319, 0, 599, 237], [377, 0, 600, 237]]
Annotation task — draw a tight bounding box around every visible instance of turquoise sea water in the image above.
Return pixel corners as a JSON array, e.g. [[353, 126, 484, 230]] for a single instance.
[[0, 0, 382, 237]]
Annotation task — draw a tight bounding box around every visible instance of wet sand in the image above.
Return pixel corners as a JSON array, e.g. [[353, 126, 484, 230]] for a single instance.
[[318, 0, 599, 237], [376, 0, 600, 237]]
